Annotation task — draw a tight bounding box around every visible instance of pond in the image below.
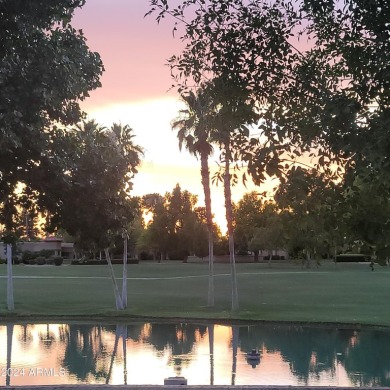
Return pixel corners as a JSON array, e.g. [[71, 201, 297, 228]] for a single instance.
[[1, 321, 389, 387]]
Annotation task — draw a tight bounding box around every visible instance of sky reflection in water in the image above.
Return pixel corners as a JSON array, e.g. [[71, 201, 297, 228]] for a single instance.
[[0, 322, 389, 386]]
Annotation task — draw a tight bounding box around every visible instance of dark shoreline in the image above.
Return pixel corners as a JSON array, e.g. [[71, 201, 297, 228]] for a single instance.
[[1, 314, 390, 330]]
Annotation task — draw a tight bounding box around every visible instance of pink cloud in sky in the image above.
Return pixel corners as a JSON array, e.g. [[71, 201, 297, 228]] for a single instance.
[[70, 0, 273, 233], [72, 0, 183, 109]]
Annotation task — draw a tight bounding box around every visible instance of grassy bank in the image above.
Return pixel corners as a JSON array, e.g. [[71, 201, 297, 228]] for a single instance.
[[1, 261, 389, 326]]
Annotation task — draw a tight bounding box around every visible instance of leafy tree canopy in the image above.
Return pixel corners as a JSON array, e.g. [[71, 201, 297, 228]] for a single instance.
[[140, 185, 212, 260], [0, 0, 104, 231], [149, 0, 390, 190], [47, 121, 143, 250]]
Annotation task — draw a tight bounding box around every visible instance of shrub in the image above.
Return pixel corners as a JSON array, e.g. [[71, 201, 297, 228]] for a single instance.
[[13, 256, 21, 264], [53, 256, 63, 266], [29, 258, 37, 265], [38, 249, 54, 258], [335, 254, 370, 262], [263, 255, 281, 260], [22, 251, 37, 264], [36, 256, 46, 265], [139, 251, 153, 260], [168, 249, 189, 261], [376, 257, 387, 266]]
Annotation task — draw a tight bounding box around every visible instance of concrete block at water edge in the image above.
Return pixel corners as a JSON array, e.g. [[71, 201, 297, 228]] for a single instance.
[[164, 377, 188, 385]]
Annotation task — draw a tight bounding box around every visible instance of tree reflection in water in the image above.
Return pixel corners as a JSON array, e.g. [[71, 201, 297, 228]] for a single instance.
[[239, 325, 353, 382], [62, 324, 108, 382], [231, 326, 239, 385], [6, 324, 13, 387], [39, 324, 56, 348], [105, 324, 128, 384], [208, 323, 214, 385], [341, 329, 390, 387], [3, 322, 390, 386], [18, 324, 33, 344], [239, 324, 390, 386], [146, 323, 207, 376]]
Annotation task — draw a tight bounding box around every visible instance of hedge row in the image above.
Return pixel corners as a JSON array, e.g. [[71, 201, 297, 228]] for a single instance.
[[71, 259, 139, 265], [26, 256, 64, 266], [335, 254, 370, 262]]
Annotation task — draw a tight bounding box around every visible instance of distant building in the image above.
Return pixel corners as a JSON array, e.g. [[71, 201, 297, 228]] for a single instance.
[[0, 237, 75, 260]]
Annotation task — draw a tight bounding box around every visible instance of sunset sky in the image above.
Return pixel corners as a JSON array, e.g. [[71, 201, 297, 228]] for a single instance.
[[72, 0, 267, 232]]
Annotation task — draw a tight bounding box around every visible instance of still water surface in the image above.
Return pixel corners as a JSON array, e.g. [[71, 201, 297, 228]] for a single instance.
[[0, 322, 389, 387]]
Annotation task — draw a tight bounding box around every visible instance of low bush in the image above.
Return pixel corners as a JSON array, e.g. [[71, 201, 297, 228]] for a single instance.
[[22, 251, 37, 264], [139, 251, 153, 260], [72, 259, 101, 265], [22, 250, 56, 264], [29, 258, 37, 265], [71, 259, 138, 265], [39, 249, 54, 258], [13, 256, 21, 264], [376, 257, 388, 266], [53, 256, 63, 266], [263, 255, 283, 260], [168, 249, 189, 261], [36, 256, 46, 265], [336, 254, 370, 262]]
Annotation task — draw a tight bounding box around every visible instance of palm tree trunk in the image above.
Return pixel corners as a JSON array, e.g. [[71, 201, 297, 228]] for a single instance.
[[6, 324, 14, 386], [105, 248, 124, 310], [121, 235, 128, 309], [223, 142, 239, 311], [7, 244, 14, 310], [122, 325, 128, 385], [208, 324, 214, 385], [201, 152, 214, 307], [231, 326, 239, 385]]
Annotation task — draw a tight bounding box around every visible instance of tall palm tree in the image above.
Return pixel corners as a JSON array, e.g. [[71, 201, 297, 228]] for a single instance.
[[211, 77, 259, 312], [109, 123, 144, 309], [109, 123, 144, 179], [172, 87, 216, 307]]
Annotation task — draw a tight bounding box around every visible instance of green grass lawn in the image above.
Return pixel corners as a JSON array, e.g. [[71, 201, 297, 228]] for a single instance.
[[1, 260, 389, 326]]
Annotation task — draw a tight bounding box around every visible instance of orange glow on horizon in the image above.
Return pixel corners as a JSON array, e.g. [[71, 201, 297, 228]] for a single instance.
[[85, 98, 274, 235]]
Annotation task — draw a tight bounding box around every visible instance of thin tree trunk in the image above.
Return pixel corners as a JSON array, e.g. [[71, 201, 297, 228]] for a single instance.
[[268, 249, 273, 266], [106, 324, 121, 384], [7, 244, 14, 310], [207, 231, 214, 306], [122, 325, 128, 385], [208, 324, 214, 385], [224, 142, 239, 311], [201, 152, 214, 307], [306, 250, 311, 269], [122, 235, 128, 309], [105, 248, 124, 310], [6, 324, 14, 386], [231, 326, 239, 386]]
